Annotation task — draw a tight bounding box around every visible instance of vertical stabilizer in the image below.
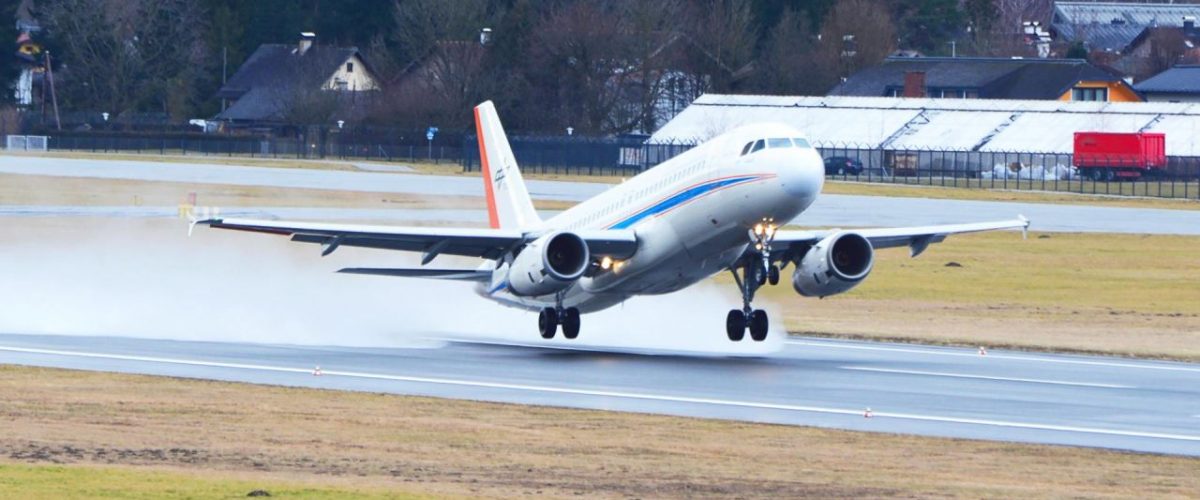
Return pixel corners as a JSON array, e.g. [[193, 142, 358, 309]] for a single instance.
[[474, 101, 541, 229]]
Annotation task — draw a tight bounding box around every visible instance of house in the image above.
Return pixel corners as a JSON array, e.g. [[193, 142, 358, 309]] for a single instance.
[[1100, 24, 1200, 81], [1052, 1, 1200, 53], [1133, 65, 1200, 102], [215, 33, 380, 126], [829, 56, 1141, 102]]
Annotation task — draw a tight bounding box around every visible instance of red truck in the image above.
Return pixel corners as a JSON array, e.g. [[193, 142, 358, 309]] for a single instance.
[[1073, 132, 1166, 181]]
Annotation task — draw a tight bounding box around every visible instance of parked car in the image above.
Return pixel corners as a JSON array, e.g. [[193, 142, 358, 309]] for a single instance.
[[824, 156, 864, 176]]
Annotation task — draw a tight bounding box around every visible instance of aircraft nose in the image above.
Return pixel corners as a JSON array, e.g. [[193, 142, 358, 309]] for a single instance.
[[778, 150, 824, 199]]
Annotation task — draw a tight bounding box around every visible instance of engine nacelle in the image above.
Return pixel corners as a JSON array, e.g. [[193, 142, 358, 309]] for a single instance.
[[792, 232, 874, 298], [508, 231, 591, 297]]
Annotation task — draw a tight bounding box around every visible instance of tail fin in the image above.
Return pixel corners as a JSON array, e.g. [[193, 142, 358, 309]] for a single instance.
[[474, 101, 540, 229]]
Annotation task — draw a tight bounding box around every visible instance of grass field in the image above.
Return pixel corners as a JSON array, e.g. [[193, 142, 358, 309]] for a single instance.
[[755, 230, 1200, 360], [2, 365, 1197, 499]]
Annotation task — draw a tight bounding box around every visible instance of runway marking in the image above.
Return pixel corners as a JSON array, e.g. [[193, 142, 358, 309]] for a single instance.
[[788, 340, 1200, 373], [841, 366, 1134, 389], [4, 344, 1200, 445]]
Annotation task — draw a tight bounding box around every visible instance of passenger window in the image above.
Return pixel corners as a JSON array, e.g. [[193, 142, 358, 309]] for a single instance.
[[767, 138, 791, 149], [741, 142, 753, 156], [792, 138, 811, 148], [751, 140, 765, 153]]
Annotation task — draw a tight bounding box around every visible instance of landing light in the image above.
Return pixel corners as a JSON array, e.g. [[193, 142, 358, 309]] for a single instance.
[[754, 223, 764, 236], [600, 256, 613, 270]]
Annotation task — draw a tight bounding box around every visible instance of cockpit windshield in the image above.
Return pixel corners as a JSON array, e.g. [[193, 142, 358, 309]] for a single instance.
[[740, 137, 811, 156]]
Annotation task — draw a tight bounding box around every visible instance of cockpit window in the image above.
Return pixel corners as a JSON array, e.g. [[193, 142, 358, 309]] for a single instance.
[[750, 139, 765, 153], [767, 138, 792, 149], [792, 137, 811, 148], [740, 142, 753, 156]]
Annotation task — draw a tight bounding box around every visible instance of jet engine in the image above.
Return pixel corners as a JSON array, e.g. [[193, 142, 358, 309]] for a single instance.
[[792, 232, 874, 298], [508, 231, 591, 296]]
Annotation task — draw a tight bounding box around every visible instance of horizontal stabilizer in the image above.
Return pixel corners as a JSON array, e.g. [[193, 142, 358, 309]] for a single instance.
[[338, 267, 491, 281]]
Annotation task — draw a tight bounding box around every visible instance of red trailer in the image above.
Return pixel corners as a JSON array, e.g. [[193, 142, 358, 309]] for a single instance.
[[1073, 132, 1166, 181]]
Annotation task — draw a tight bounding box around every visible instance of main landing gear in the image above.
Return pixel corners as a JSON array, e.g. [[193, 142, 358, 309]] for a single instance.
[[538, 306, 580, 339], [727, 219, 779, 342]]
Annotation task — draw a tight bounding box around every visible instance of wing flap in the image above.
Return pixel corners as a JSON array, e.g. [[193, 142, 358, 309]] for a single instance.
[[200, 218, 640, 261], [770, 216, 1029, 259], [338, 267, 491, 281]]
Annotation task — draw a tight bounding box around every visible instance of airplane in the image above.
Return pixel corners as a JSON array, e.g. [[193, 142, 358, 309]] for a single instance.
[[197, 101, 1028, 342]]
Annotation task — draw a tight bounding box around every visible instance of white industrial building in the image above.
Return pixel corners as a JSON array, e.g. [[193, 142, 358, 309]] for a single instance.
[[649, 95, 1200, 157]]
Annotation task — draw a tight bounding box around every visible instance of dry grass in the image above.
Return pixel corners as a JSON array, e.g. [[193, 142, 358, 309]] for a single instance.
[[824, 180, 1200, 211], [2, 365, 1197, 499], [754, 231, 1200, 360], [0, 150, 368, 172]]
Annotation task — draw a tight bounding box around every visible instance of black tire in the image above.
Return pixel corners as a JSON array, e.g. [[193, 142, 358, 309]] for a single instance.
[[1104, 168, 1116, 182], [767, 265, 780, 286], [726, 310, 746, 341], [1089, 168, 1105, 182], [561, 308, 581, 339], [749, 310, 769, 341], [836, 167, 845, 176], [538, 307, 557, 339], [753, 265, 767, 286]]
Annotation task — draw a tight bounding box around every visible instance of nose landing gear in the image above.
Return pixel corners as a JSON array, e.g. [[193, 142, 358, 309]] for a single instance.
[[727, 219, 778, 342]]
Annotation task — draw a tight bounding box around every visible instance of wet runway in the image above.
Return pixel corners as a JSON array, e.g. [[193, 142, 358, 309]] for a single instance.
[[1, 333, 1197, 456], [3, 155, 1199, 234]]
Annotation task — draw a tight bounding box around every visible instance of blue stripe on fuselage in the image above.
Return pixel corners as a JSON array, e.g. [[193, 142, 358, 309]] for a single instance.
[[607, 175, 763, 230]]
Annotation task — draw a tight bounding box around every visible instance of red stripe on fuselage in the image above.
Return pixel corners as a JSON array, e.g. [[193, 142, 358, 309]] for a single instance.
[[474, 106, 501, 229]]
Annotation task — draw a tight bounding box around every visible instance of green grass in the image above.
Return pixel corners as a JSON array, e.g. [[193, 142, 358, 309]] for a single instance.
[[0, 463, 427, 499]]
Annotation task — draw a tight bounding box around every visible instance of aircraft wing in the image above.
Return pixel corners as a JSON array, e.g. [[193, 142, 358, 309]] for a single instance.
[[770, 216, 1029, 259], [196, 218, 639, 261]]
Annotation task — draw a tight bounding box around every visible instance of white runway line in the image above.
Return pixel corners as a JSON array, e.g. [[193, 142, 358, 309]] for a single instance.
[[4, 344, 1200, 444], [788, 340, 1200, 373], [841, 366, 1134, 389]]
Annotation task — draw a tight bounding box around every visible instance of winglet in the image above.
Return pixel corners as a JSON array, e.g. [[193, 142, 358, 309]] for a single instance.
[[1018, 214, 1029, 240], [474, 101, 541, 230]]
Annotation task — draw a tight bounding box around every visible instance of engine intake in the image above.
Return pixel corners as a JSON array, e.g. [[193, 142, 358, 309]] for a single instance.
[[508, 232, 590, 296], [792, 232, 874, 298]]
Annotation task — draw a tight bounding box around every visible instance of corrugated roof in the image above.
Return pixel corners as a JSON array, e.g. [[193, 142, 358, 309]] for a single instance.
[[1053, 23, 1146, 51], [650, 94, 1200, 155], [1134, 65, 1200, 93], [1054, 1, 1200, 27]]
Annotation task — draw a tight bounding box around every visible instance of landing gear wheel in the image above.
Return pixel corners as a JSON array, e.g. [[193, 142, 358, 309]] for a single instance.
[[538, 307, 557, 339], [561, 307, 581, 339], [726, 310, 746, 341], [749, 310, 769, 341], [767, 265, 780, 286]]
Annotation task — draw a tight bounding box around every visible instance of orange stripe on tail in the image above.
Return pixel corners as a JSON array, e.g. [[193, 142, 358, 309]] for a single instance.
[[474, 106, 501, 229]]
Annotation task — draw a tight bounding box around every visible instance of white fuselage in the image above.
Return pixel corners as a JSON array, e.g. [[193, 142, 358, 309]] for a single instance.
[[475, 123, 825, 313]]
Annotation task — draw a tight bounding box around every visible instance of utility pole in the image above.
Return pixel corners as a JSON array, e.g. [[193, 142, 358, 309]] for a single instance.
[[948, 41, 957, 58], [46, 51, 61, 131]]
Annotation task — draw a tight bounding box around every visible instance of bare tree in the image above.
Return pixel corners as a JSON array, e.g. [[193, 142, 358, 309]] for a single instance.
[[41, 0, 211, 119], [819, 0, 897, 84]]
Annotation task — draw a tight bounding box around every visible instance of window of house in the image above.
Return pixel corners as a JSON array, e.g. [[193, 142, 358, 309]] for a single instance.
[[346, 62, 354, 73], [1072, 87, 1108, 101]]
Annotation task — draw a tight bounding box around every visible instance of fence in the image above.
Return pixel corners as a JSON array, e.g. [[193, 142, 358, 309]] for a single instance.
[[42, 130, 463, 164], [814, 144, 1200, 200], [459, 136, 695, 176], [26, 128, 1200, 200]]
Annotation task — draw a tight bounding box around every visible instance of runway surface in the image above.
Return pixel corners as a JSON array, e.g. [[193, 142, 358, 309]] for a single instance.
[[2, 332, 1197, 456], [4, 155, 1199, 234]]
